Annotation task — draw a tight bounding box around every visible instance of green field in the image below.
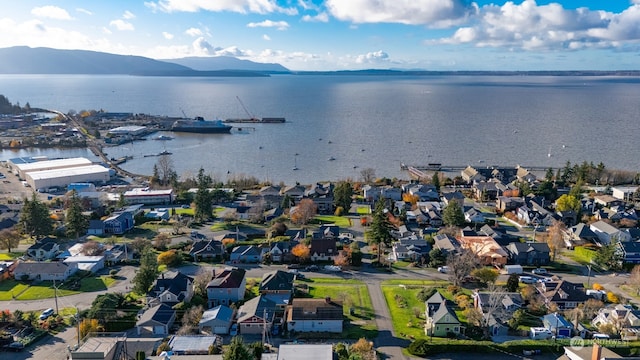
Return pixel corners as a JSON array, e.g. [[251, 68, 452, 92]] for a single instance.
[[313, 215, 352, 227], [0, 275, 117, 301]]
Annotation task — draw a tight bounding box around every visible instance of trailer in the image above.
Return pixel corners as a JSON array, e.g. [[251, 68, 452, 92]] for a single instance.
[[503, 265, 523, 275]]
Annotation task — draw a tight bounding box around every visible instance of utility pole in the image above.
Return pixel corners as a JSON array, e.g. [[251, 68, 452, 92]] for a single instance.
[[586, 265, 592, 289], [76, 307, 81, 348], [53, 279, 59, 315]]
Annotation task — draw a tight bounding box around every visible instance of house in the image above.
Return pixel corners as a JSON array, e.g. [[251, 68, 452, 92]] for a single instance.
[[14, 261, 77, 281], [391, 238, 430, 262], [590, 220, 631, 245], [148, 271, 194, 306], [206, 267, 246, 307], [190, 239, 224, 262], [259, 270, 295, 295], [612, 186, 639, 202], [87, 220, 105, 236], [461, 166, 487, 183], [198, 305, 234, 334], [63, 255, 105, 273], [312, 224, 339, 239], [136, 303, 176, 336], [363, 185, 380, 202], [564, 223, 599, 249], [145, 209, 170, 220], [275, 344, 334, 360], [473, 291, 523, 337], [104, 243, 133, 263], [26, 236, 60, 261], [594, 194, 625, 208], [309, 238, 337, 262], [424, 292, 462, 337], [560, 344, 623, 360], [505, 242, 551, 266], [442, 191, 465, 206], [536, 280, 588, 310], [236, 295, 276, 335], [265, 241, 293, 263], [465, 208, 486, 224], [286, 297, 344, 333], [496, 196, 525, 212], [542, 312, 573, 338], [474, 181, 498, 201], [381, 186, 402, 201], [433, 234, 461, 254], [591, 304, 640, 340], [459, 235, 508, 266], [617, 241, 640, 264], [103, 211, 134, 235], [230, 245, 262, 263], [281, 184, 306, 199]]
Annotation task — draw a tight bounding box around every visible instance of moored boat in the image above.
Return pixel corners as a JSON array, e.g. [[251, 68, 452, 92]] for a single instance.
[[171, 117, 232, 134]]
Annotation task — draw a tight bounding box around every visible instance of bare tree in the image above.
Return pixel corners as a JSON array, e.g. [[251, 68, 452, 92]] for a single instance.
[[360, 168, 376, 184], [82, 240, 103, 256], [154, 232, 171, 250], [193, 267, 213, 297], [0, 229, 22, 253], [157, 155, 176, 186], [178, 305, 204, 335], [446, 249, 480, 286], [547, 220, 567, 261], [631, 265, 640, 295], [290, 199, 317, 225]]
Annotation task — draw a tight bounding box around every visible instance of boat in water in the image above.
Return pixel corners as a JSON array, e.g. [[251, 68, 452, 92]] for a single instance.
[[153, 135, 174, 140], [224, 117, 286, 124], [171, 116, 232, 134]]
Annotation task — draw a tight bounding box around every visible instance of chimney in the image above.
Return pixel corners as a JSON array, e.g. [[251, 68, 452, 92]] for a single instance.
[[591, 343, 602, 360]]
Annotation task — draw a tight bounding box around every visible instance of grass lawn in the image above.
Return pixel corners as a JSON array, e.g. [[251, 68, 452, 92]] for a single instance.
[[381, 285, 430, 339], [0, 253, 18, 260], [381, 279, 448, 286], [313, 215, 352, 227], [302, 280, 377, 339], [175, 208, 194, 216], [16, 282, 80, 300], [0, 280, 29, 300], [10, 275, 118, 301], [303, 277, 364, 285], [356, 206, 371, 215]]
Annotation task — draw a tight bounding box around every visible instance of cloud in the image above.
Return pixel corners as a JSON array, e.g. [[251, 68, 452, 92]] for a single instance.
[[145, 0, 297, 15], [432, 0, 640, 51], [110, 19, 135, 31], [162, 31, 174, 40], [76, 8, 92, 16], [123, 11, 136, 20], [302, 12, 329, 22], [263, 34, 271, 41], [247, 20, 289, 30], [185, 27, 203, 36], [31, 6, 73, 20], [325, 0, 475, 27], [354, 50, 390, 64]]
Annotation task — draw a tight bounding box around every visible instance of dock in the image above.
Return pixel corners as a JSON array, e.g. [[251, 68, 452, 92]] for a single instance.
[[402, 163, 556, 180]]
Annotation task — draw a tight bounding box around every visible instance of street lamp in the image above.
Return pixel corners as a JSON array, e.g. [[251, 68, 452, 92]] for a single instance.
[[586, 265, 592, 289]]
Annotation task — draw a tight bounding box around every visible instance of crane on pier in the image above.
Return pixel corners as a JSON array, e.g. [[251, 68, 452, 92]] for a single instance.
[[236, 96, 259, 121]]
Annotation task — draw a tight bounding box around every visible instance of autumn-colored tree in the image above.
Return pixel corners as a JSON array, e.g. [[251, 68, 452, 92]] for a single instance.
[[556, 194, 581, 213], [291, 243, 310, 262], [157, 249, 181, 267], [154, 232, 171, 250], [350, 338, 375, 360], [290, 199, 317, 225], [592, 283, 604, 291], [334, 250, 350, 267], [0, 228, 22, 253], [607, 292, 619, 303], [546, 220, 566, 261], [79, 318, 102, 339], [222, 238, 236, 248], [402, 193, 419, 205]]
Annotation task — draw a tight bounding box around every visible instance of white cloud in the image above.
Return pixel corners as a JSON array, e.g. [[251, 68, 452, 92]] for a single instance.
[[123, 11, 136, 20], [247, 20, 289, 30], [185, 27, 203, 36], [325, 0, 474, 27], [102, 27, 112, 35], [302, 12, 329, 22], [354, 50, 390, 64], [31, 6, 73, 20], [162, 31, 174, 40], [145, 0, 297, 15], [433, 0, 640, 51], [110, 19, 135, 31], [76, 8, 92, 16], [263, 34, 271, 41]]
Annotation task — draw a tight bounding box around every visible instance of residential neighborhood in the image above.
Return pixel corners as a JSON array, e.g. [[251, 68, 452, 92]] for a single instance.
[[0, 159, 639, 360]]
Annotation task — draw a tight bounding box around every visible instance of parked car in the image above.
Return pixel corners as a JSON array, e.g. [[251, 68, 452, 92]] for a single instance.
[[324, 265, 342, 272], [230, 324, 238, 336], [287, 264, 302, 270], [39, 308, 54, 320], [437, 266, 449, 273], [519, 276, 537, 284], [305, 265, 319, 271], [3, 342, 24, 352], [532, 268, 548, 275]]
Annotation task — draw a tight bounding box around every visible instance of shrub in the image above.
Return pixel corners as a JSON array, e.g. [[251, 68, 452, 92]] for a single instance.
[[592, 283, 604, 291], [447, 285, 461, 295], [417, 287, 437, 302], [407, 339, 430, 356]]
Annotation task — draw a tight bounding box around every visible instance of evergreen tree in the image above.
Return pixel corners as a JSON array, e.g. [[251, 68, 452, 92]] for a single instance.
[[66, 190, 89, 239], [432, 172, 441, 192], [545, 168, 554, 182], [442, 201, 465, 227], [19, 193, 53, 238], [368, 199, 393, 263], [505, 273, 520, 292], [223, 336, 252, 360], [281, 194, 293, 209], [593, 241, 623, 271], [133, 248, 159, 294], [194, 167, 213, 222], [333, 181, 353, 214]]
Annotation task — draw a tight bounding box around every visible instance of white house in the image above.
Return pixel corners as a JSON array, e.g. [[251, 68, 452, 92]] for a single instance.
[[14, 261, 77, 281], [590, 220, 631, 245]]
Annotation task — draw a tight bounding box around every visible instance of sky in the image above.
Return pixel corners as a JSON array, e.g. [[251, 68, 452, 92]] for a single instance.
[[1, 0, 639, 71]]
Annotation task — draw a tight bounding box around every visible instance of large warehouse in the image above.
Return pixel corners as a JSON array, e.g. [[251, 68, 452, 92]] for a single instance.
[[11, 157, 93, 179], [25, 165, 110, 190]]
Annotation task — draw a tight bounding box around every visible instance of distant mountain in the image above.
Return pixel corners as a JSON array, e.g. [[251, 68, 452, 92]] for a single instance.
[[164, 56, 289, 73]]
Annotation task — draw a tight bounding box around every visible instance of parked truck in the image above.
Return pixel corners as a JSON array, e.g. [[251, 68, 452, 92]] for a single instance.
[[503, 264, 523, 275]]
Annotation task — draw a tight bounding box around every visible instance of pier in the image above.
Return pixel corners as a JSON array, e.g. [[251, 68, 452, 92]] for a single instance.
[[401, 163, 556, 180]]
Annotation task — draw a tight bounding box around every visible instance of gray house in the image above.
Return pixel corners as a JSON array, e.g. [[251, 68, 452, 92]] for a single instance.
[[198, 305, 234, 334], [505, 242, 550, 266]]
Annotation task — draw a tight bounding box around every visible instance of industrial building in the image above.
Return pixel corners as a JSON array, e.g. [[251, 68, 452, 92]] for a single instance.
[[11, 157, 93, 179], [25, 165, 110, 190], [124, 188, 174, 205], [107, 125, 147, 136]]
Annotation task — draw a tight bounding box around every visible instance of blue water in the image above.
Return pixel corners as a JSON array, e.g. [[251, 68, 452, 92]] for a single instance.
[[1, 74, 638, 184]]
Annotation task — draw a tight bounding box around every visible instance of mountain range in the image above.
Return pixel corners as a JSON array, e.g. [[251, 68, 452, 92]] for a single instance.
[[0, 46, 289, 75]]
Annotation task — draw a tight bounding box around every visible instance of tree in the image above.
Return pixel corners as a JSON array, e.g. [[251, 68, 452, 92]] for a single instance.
[[546, 220, 566, 261], [471, 267, 499, 286], [82, 240, 103, 256], [290, 198, 317, 225], [79, 318, 102, 339], [133, 250, 159, 294], [19, 193, 53, 238], [178, 305, 204, 335], [428, 248, 446, 268], [268, 221, 287, 239], [593, 241, 623, 271], [367, 199, 393, 263], [505, 273, 520, 292], [250, 341, 264, 360], [223, 336, 252, 360], [194, 167, 213, 222], [556, 194, 581, 213], [360, 168, 376, 184], [130, 237, 151, 255], [154, 232, 171, 250], [65, 190, 88, 239], [291, 243, 310, 262], [157, 249, 180, 267], [87, 293, 124, 322], [0, 229, 21, 253], [156, 154, 177, 187], [333, 182, 354, 214], [442, 201, 465, 227], [432, 172, 441, 192], [631, 265, 640, 295], [446, 249, 480, 287], [193, 267, 212, 297]]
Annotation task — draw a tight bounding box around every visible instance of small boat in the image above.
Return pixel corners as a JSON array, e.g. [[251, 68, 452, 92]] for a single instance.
[[328, 157, 336, 161], [154, 135, 174, 140], [159, 150, 172, 156]]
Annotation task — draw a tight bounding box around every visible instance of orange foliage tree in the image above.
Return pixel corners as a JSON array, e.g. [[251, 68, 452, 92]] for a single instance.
[[290, 199, 317, 225], [402, 193, 419, 206], [291, 243, 310, 262]]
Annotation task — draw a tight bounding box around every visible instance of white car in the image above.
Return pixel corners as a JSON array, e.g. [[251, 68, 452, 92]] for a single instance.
[[39, 308, 54, 320], [519, 276, 537, 284], [532, 268, 548, 275], [437, 266, 449, 273], [324, 265, 342, 272]]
